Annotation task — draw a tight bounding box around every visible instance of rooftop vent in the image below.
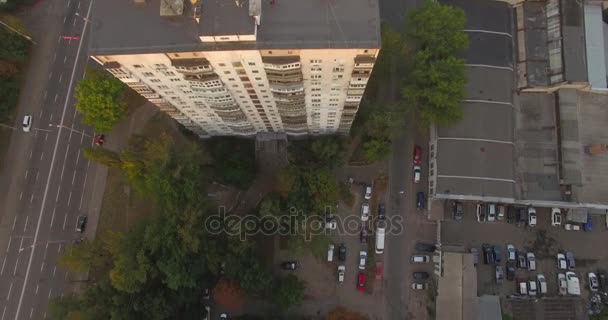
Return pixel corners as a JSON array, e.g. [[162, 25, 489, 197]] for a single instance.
[[160, 0, 184, 16]]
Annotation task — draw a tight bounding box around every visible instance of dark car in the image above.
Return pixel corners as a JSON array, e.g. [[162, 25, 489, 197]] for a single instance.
[[506, 261, 516, 281], [516, 250, 527, 269], [281, 261, 299, 270], [566, 251, 575, 270], [378, 203, 386, 220], [413, 272, 430, 280], [202, 288, 210, 300], [507, 207, 516, 223], [493, 245, 502, 264], [338, 244, 347, 261], [516, 208, 527, 226], [360, 227, 369, 244], [416, 192, 425, 210], [75, 215, 87, 233], [597, 270, 607, 290], [453, 202, 463, 221], [415, 242, 436, 252], [584, 215, 593, 232], [482, 244, 494, 265]]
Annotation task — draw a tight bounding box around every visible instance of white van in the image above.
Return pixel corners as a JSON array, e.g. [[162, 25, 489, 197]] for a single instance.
[[327, 244, 334, 262], [375, 227, 385, 254]]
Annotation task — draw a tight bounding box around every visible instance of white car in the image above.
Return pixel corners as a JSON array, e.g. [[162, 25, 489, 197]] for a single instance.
[[588, 272, 599, 292], [327, 244, 334, 262], [528, 207, 537, 226], [566, 271, 581, 296], [536, 274, 547, 295], [507, 244, 516, 261], [360, 203, 370, 222], [527, 252, 536, 271], [364, 186, 372, 200], [22, 115, 32, 132], [476, 203, 483, 222], [325, 218, 337, 230], [558, 273, 567, 296], [411, 255, 430, 263], [413, 166, 421, 183], [337, 265, 345, 282], [358, 251, 367, 270], [556, 253, 567, 270], [528, 279, 537, 296], [219, 313, 227, 320], [411, 282, 427, 290], [551, 208, 562, 226], [487, 204, 496, 222], [564, 223, 581, 231]]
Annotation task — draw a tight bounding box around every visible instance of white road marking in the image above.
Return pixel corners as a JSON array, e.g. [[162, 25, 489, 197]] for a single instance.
[[463, 29, 513, 38], [1, 256, 6, 275], [79, 171, 88, 209], [29, 150, 32, 159], [63, 56, 67, 64], [50, 207, 56, 228], [39, 262, 44, 272], [35, 171, 39, 182], [57, 244, 62, 253], [55, 186, 61, 202], [62, 213, 67, 230], [29, 308, 33, 319], [67, 0, 70, 6], [64, 272, 68, 280], [437, 174, 516, 183], [39, 109, 43, 118], [71, 171, 76, 185], [29, 194, 34, 203], [35, 285, 39, 295], [58, 73, 63, 83], [54, 94, 58, 102], [45, 133, 48, 141], [75, 148, 80, 164], [47, 288, 52, 299], [63, 16, 66, 24], [19, 192, 22, 201], [67, 191, 72, 207], [2, 306, 6, 320], [60, 163, 65, 181], [73, 18, 76, 27], [49, 113, 53, 122], [52, 266, 56, 277], [40, 151, 44, 161], [7, 282, 13, 300], [462, 99, 512, 106], [12, 256, 19, 276], [6, 237, 11, 253], [14, 0, 95, 316], [23, 216, 28, 232], [437, 137, 514, 145], [24, 170, 28, 179], [48, 72, 52, 80], [77, 1, 80, 8], [466, 63, 513, 71], [12, 217, 16, 231]]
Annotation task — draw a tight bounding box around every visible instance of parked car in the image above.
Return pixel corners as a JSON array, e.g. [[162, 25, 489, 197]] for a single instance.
[[566, 251, 575, 270], [493, 245, 502, 264], [413, 166, 421, 183], [357, 272, 366, 291], [415, 242, 436, 252], [94, 133, 105, 146], [566, 271, 581, 296], [487, 204, 496, 222], [517, 250, 527, 269], [360, 227, 368, 244], [584, 215, 593, 232], [453, 202, 463, 221], [537, 274, 548, 295], [413, 272, 430, 280], [22, 115, 32, 132], [328, 244, 334, 262], [506, 261, 516, 281], [497, 205, 506, 220], [411, 282, 427, 290], [517, 278, 528, 295], [558, 273, 567, 296], [507, 244, 516, 261], [557, 253, 567, 270], [360, 203, 370, 222], [338, 244, 346, 261], [377, 203, 386, 220], [588, 272, 599, 291], [416, 192, 425, 210], [364, 186, 372, 200], [413, 145, 422, 164], [476, 203, 485, 222], [219, 313, 227, 320], [517, 207, 527, 226], [528, 279, 537, 296], [495, 266, 504, 284], [75, 215, 87, 233], [564, 223, 581, 231], [202, 288, 210, 300], [527, 252, 536, 271], [551, 208, 562, 226], [596, 270, 607, 291], [358, 251, 367, 270], [482, 244, 493, 265], [325, 217, 337, 230], [528, 207, 537, 227], [411, 255, 431, 263], [507, 207, 516, 223], [337, 265, 345, 283], [470, 248, 479, 266], [281, 261, 299, 270]]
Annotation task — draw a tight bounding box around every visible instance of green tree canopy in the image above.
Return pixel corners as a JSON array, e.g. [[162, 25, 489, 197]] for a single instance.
[[272, 274, 305, 311], [74, 69, 126, 132], [310, 135, 345, 167], [362, 139, 391, 162], [82, 147, 122, 168]]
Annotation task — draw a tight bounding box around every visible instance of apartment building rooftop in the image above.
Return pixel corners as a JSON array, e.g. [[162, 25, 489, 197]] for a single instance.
[[89, 0, 381, 55]]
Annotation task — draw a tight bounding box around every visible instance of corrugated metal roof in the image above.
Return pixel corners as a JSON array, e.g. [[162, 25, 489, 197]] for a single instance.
[[584, 2, 607, 89]]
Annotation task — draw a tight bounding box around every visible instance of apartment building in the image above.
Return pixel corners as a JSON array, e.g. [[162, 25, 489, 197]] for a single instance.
[[88, 0, 380, 138]]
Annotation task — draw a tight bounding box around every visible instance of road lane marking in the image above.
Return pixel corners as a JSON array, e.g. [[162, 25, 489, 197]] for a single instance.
[[12, 217, 16, 231], [79, 171, 88, 209], [39, 109, 43, 118], [6, 282, 12, 300], [6, 237, 11, 253], [29, 308, 33, 319], [24, 170, 28, 179], [73, 18, 76, 27], [57, 244, 62, 254], [52, 266, 56, 277], [29, 194, 34, 203], [72, 171, 76, 185], [63, 16, 66, 24], [23, 216, 28, 232], [2, 306, 6, 320], [19, 192, 22, 201], [47, 288, 52, 299], [14, 0, 95, 316], [58, 73, 63, 83], [55, 186, 61, 202], [35, 285, 38, 295], [48, 72, 52, 80], [75, 148, 80, 164], [45, 133, 48, 141], [29, 150, 32, 159], [1, 256, 6, 275], [67, 191, 72, 207], [39, 262, 44, 272], [12, 256, 19, 276], [54, 94, 58, 102], [77, 1, 80, 8], [62, 213, 67, 230], [67, 0, 70, 6], [35, 171, 39, 182], [60, 163, 65, 181], [64, 56, 67, 64], [50, 207, 56, 228], [40, 151, 44, 161], [49, 113, 53, 122]]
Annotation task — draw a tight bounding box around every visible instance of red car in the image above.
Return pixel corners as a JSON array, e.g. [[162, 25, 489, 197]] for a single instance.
[[413, 145, 422, 164], [357, 271, 366, 291], [94, 134, 105, 146]]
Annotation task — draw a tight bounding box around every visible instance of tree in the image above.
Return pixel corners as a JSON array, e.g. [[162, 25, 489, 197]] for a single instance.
[[311, 136, 344, 167], [82, 147, 123, 168], [364, 113, 398, 140], [0, 27, 29, 62], [57, 240, 107, 273], [362, 139, 391, 162], [272, 274, 305, 311], [326, 306, 368, 320], [213, 279, 244, 312], [258, 195, 282, 217], [274, 167, 296, 198], [74, 68, 126, 132], [48, 295, 83, 320]]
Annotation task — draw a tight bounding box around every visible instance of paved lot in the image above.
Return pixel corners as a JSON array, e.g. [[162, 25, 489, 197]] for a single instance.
[[442, 203, 608, 319]]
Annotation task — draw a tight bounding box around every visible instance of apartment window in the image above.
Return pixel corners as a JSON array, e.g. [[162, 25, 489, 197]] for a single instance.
[[312, 99, 321, 103], [254, 77, 262, 81], [162, 71, 176, 76], [311, 75, 321, 79], [232, 62, 242, 67], [133, 64, 143, 69], [150, 79, 161, 83], [142, 72, 154, 77], [333, 67, 344, 73], [218, 63, 226, 67], [248, 62, 256, 66], [170, 78, 181, 82], [252, 70, 259, 73], [258, 84, 264, 87], [158, 85, 169, 89], [311, 88, 321, 92], [224, 71, 231, 75], [310, 59, 322, 64]]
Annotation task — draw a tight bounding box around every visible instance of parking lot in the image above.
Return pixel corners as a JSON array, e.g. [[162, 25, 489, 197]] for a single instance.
[[441, 202, 608, 318]]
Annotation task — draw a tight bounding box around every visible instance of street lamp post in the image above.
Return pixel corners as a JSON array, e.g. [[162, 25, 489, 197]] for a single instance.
[[0, 18, 35, 44]]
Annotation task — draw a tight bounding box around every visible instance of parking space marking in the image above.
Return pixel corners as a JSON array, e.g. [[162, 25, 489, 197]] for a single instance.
[[29, 194, 34, 203], [1, 256, 6, 275], [40, 152, 44, 161], [24, 170, 28, 180], [58, 73, 63, 83], [50, 207, 56, 229], [55, 186, 61, 202], [67, 191, 72, 207], [23, 216, 28, 232], [437, 174, 515, 183], [6, 282, 13, 300], [62, 213, 68, 230], [466, 63, 513, 71], [19, 192, 22, 201], [12, 217, 16, 231], [72, 171, 76, 185], [463, 29, 512, 38]]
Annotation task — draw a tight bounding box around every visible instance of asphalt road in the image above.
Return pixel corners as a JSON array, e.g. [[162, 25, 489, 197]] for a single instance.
[[0, 0, 95, 319]]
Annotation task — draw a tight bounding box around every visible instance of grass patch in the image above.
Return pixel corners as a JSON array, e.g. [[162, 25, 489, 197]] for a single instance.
[[338, 182, 355, 208]]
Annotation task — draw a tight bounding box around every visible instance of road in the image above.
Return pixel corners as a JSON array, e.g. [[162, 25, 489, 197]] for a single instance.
[[0, 0, 96, 319]]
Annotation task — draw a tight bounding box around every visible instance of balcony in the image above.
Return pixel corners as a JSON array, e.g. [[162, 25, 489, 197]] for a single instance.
[[184, 73, 220, 83], [170, 58, 212, 73], [262, 56, 301, 71]]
